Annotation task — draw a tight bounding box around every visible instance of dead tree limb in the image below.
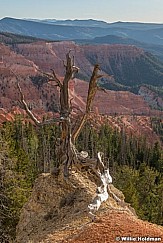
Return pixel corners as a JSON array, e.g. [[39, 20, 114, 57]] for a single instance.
[[72, 64, 103, 143], [14, 53, 110, 176], [14, 52, 122, 218], [15, 55, 106, 178], [17, 82, 41, 126]]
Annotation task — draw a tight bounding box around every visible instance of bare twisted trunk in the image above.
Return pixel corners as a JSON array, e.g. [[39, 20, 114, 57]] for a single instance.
[[15, 52, 122, 219]]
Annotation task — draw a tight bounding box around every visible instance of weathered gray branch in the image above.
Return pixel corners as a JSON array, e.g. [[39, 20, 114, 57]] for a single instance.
[[72, 64, 104, 143], [17, 82, 42, 126]]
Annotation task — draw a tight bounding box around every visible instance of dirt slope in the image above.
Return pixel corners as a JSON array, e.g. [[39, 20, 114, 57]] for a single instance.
[[62, 210, 163, 243], [15, 171, 163, 243]]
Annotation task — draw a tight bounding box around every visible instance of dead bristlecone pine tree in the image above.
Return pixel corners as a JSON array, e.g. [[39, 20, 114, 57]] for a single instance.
[[15, 51, 123, 219]]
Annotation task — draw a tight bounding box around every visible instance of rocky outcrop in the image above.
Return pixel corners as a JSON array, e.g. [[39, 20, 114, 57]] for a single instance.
[[0, 43, 38, 76], [16, 171, 132, 243], [1, 41, 162, 117], [73, 79, 163, 118], [0, 41, 162, 146], [12, 42, 142, 78], [15, 171, 163, 243], [139, 86, 163, 110], [13, 41, 163, 87]]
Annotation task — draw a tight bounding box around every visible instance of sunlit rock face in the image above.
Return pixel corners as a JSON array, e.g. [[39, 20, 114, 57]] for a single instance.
[[0, 41, 162, 146]]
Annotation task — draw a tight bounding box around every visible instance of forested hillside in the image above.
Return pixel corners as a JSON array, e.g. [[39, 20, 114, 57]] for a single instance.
[[0, 32, 45, 44], [0, 117, 162, 241]]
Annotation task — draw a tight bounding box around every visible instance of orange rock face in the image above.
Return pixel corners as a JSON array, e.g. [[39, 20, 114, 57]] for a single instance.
[[12, 42, 144, 77], [63, 210, 163, 243], [0, 41, 162, 145], [0, 43, 38, 76], [1, 41, 162, 115]]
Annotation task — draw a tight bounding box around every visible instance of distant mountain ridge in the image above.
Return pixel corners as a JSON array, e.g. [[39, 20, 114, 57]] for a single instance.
[[0, 17, 109, 40], [74, 35, 163, 61], [24, 18, 110, 28], [24, 18, 163, 29], [0, 17, 163, 45], [75, 34, 141, 45]]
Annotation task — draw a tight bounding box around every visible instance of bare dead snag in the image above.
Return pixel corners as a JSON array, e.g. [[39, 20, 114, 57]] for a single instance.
[[15, 55, 108, 178], [15, 53, 121, 216], [14, 52, 79, 177]]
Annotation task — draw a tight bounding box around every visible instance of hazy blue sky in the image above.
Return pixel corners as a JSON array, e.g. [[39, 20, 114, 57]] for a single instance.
[[0, 0, 163, 23]]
